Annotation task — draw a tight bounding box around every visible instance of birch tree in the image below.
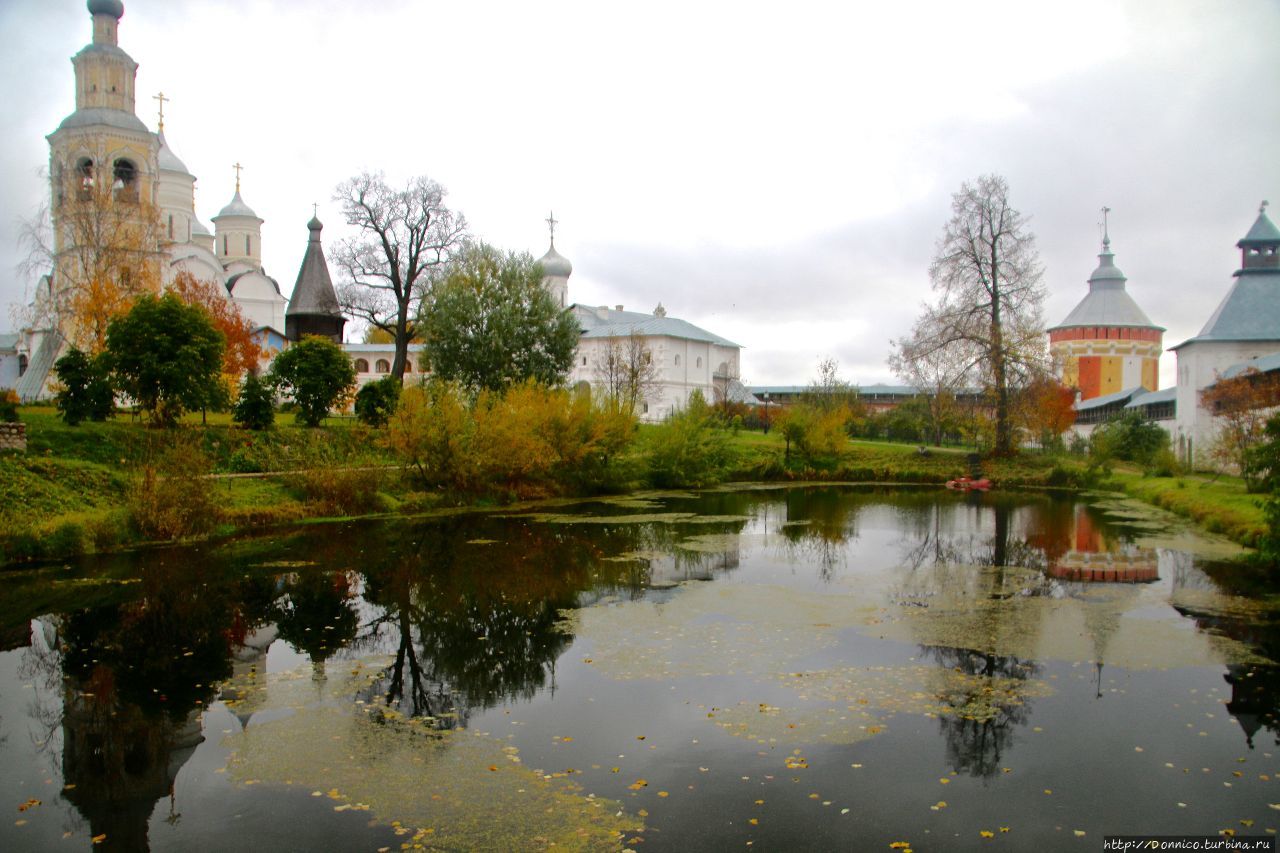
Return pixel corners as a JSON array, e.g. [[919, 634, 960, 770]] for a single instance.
[[595, 331, 660, 415], [331, 172, 467, 379], [909, 175, 1046, 455]]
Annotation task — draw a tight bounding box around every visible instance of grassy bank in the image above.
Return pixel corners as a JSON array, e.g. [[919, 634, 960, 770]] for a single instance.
[[1104, 468, 1270, 548], [1, 408, 1265, 566]]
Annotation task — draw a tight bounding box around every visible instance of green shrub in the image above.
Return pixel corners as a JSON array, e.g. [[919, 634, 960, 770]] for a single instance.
[[0, 389, 18, 423], [128, 438, 217, 540], [297, 466, 384, 516], [53, 347, 115, 425], [644, 390, 732, 488], [233, 370, 275, 430], [354, 375, 402, 428]]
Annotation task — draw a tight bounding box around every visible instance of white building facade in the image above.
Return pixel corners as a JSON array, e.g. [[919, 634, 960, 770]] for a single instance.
[[537, 240, 745, 421], [1171, 204, 1280, 466]]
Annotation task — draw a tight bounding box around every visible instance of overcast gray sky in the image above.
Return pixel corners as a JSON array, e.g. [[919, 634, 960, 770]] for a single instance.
[[3, 0, 1277, 387]]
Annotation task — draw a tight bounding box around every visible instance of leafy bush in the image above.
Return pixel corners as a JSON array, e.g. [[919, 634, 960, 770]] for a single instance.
[[777, 403, 847, 465], [0, 389, 18, 423], [297, 466, 384, 516], [128, 437, 217, 540], [233, 369, 275, 431], [53, 347, 115, 425], [644, 390, 732, 488], [1089, 412, 1172, 475], [354, 375, 402, 427], [385, 379, 637, 496], [270, 336, 357, 427]]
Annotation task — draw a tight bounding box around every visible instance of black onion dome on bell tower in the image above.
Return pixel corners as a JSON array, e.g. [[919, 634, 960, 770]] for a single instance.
[[88, 0, 124, 19], [285, 215, 346, 343]]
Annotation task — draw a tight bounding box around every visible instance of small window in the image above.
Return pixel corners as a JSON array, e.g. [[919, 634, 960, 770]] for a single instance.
[[246, 235, 252, 256], [696, 357, 702, 368], [222, 236, 228, 256], [643, 353, 652, 365], [375, 359, 391, 374], [582, 356, 587, 366], [354, 358, 369, 373], [642, 402, 649, 414], [18, 354, 28, 377], [167, 214, 174, 239], [674, 355, 680, 366]]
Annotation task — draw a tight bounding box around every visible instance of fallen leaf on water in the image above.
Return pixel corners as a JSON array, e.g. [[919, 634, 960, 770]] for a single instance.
[[92, 835, 107, 844], [658, 792, 669, 798], [628, 779, 648, 791], [17, 799, 41, 812], [1242, 820, 1255, 827], [15, 820, 27, 827], [939, 778, 950, 785], [980, 830, 994, 838], [749, 818, 758, 826], [1000, 827, 1010, 833], [1074, 830, 1086, 837]]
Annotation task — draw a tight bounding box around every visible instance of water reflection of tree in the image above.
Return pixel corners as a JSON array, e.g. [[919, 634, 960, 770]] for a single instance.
[[343, 517, 654, 729], [273, 569, 360, 671], [777, 487, 863, 580], [894, 498, 1053, 778]]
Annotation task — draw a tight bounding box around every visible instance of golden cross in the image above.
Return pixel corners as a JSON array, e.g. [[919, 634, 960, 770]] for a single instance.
[[546, 210, 558, 245], [153, 91, 168, 132], [233, 162, 243, 193]]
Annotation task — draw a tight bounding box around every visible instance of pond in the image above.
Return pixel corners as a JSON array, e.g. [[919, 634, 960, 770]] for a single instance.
[[2, 486, 1279, 851]]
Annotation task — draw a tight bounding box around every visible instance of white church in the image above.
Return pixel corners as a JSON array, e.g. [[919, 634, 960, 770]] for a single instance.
[[7, 0, 744, 421]]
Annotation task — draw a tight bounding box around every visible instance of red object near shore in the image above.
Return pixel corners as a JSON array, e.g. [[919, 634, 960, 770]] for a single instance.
[[945, 477, 992, 491]]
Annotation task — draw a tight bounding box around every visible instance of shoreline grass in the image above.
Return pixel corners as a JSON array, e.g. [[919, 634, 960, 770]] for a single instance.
[[2, 410, 1268, 567]]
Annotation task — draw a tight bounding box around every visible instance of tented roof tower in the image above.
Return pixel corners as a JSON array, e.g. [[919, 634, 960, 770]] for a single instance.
[[286, 215, 346, 342]]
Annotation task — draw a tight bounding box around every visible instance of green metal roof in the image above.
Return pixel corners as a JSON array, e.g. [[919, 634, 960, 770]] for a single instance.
[[572, 305, 740, 348], [1239, 208, 1280, 246]]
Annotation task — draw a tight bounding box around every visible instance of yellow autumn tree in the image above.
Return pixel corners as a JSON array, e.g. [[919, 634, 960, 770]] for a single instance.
[[21, 157, 166, 353]]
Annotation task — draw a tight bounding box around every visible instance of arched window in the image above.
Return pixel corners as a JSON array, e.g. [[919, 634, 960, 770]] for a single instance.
[[167, 214, 174, 240], [112, 158, 137, 200], [696, 357, 702, 369], [76, 158, 94, 199], [18, 354, 28, 377], [674, 355, 680, 366], [354, 358, 369, 373], [246, 235, 252, 256], [375, 359, 391, 374], [222, 236, 228, 256]]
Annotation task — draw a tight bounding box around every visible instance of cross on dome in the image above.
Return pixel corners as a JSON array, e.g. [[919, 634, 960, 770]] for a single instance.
[[233, 162, 243, 193], [546, 210, 558, 246], [153, 91, 168, 132]]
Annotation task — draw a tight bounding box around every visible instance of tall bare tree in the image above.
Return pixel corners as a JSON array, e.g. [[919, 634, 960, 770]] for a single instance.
[[909, 174, 1046, 455], [594, 331, 660, 415], [331, 172, 467, 378]]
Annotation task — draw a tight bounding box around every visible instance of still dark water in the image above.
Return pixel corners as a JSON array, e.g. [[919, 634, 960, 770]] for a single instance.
[[2, 486, 1279, 852]]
